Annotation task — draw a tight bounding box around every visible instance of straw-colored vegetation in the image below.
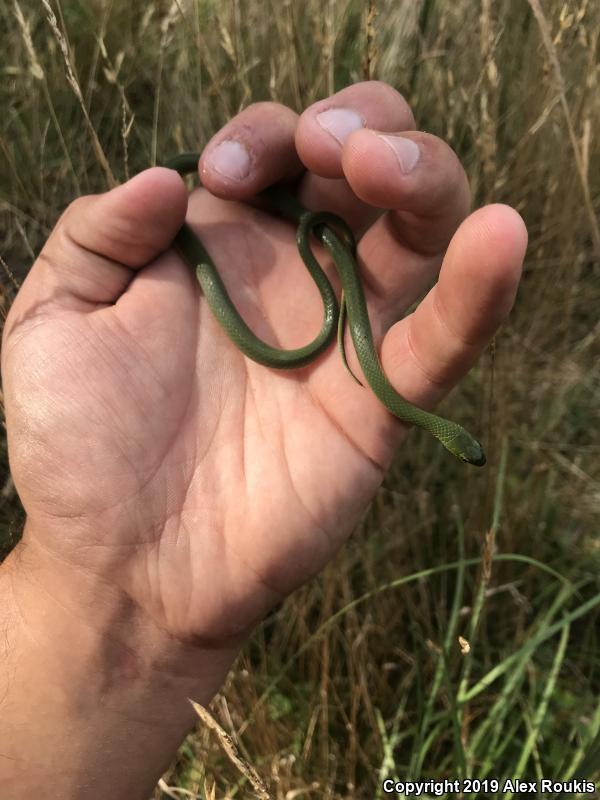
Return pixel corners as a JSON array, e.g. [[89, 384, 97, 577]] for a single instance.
[[1, 0, 599, 797]]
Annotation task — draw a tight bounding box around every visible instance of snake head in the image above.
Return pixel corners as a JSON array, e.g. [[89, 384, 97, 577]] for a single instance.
[[448, 430, 487, 467]]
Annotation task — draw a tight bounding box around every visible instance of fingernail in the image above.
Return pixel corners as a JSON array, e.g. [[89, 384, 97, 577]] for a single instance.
[[378, 134, 420, 173], [205, 139, 251, 181], [316, 108, 364, 145]]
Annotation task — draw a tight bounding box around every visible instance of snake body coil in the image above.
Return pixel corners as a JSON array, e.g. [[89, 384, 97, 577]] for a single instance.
[[165, 152, 486, 467]]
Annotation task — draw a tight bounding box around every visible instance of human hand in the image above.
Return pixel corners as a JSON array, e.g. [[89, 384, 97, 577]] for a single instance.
[[2, 81, 527, 649]]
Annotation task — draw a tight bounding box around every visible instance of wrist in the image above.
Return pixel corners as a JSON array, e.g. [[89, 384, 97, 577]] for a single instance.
[[0, 531, 243, 799], [4, 529, 243, 691]]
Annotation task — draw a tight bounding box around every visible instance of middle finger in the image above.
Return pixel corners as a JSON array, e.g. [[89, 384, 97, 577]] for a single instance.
[[295, 80, 416, 232]]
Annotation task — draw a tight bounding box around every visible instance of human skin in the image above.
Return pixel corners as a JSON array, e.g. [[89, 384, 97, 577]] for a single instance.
[[0, 81, 527, 798]]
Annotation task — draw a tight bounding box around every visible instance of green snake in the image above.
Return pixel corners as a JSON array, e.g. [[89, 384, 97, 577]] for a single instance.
[[164, 152, 486, 467]]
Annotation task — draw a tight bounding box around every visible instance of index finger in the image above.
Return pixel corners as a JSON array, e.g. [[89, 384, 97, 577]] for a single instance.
[[199, 101, 304, 200]]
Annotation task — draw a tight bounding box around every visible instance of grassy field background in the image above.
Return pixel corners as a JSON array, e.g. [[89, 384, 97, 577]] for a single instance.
[[1, 0, 599, 797]]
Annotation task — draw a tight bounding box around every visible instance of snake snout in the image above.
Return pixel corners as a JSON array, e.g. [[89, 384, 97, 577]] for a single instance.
[[449, 430, 486, 467]]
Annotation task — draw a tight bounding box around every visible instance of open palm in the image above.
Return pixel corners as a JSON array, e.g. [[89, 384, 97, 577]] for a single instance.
[[2, 83, 526, 645]]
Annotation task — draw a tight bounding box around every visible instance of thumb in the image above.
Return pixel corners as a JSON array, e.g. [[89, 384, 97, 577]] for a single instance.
[[20, 167, 188, 310]]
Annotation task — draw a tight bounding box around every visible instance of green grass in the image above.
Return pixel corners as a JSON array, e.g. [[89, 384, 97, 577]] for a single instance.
[[1, 0, 599, 797]]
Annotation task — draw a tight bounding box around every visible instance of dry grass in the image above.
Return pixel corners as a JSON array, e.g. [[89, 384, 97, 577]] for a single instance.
[[1, 0, 599, 797]]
